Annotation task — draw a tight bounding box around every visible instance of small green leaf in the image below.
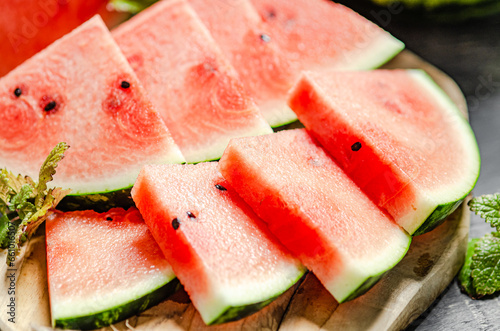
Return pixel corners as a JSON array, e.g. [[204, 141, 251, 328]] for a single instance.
[[36, 142, 69, 208], [1, 142, 70, 264], [470, 233, 500, 296], [109, 0, 159, 13], [469, 194, 500, 231], [458, 238, 480, 298]]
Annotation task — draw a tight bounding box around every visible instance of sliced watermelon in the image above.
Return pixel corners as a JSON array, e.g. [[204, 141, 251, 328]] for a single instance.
[[0, 16, 185, 195], [218, 129, 411, 303], [288, 69, 480, 235], [46, 207, 179, 329], [131, 162, 305, 324], [0, 0, 108, 77], [112, 0, 273, 163], [188, 0, 298, 127], [250, 0, 404, 71]]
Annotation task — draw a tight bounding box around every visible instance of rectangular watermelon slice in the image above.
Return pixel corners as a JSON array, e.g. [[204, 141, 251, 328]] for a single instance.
[[218, 129, 411, 303], [112, 0, 273, 163], [288, 70, 480, 235], [0, 15, 185, 196], [46, 207, 179, 329], [131, 162, 305, 325], [250, 0, 404, 71], [188, 0, 298, 127]]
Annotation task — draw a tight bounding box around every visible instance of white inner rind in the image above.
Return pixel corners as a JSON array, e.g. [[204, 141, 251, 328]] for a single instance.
[[195, 261, 305, 324], [51, 270, 176, 322], [396, 70, 480, 234], [322, 30, 405, 71], [262, 99, 298, 128], [50, 146, 185, 195], [182, 121, 273, 163], [324, 229, 411, 303]]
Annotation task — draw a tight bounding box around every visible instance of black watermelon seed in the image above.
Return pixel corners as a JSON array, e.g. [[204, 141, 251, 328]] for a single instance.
[[260, 34, 271, 43], [351, 142, 362, 152], [172, 218, 180, 230], [14, 88, 22, 97], [215, 184, 227, 191], [44, 101, 56, 112], [187, 211, 196, 219], [120, 81, 130, 89], [267, 9, 276, 19], [106, 217, 113, 221]]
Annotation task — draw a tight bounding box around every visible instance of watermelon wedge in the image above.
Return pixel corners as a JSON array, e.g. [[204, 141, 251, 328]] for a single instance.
[[131, 162, 305, 324], [46, 207, 179, 329], [250, 0, 404, 71], [288, 69, 480, 235], [0, 16, 185, 196], [0, 0, 108, 77], [218, 129, 411, 303], [112, 0, 273, 163], [188, 0, 298, 127]]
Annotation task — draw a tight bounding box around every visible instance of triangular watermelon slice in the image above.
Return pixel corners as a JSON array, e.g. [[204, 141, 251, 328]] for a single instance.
[[0, 16, 185, 196], [131, 162, 305, 325], [112, 0, 273, 163], [188, 0, 298, 127], [46, 207, 179, 329], [218, 129, 411, 303], [288, 69, 480, 235], [250, 0, 404, 71]]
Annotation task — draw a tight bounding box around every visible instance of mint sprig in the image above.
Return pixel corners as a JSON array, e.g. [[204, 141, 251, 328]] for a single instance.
[[0, 142, 70, 265], [459, 195, 500, 298], [469, 194, 500, 231]]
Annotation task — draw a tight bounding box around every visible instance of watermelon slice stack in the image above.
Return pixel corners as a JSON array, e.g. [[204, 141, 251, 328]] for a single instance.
[[0, 0, 481, 329], [112, 0, 273, 163]]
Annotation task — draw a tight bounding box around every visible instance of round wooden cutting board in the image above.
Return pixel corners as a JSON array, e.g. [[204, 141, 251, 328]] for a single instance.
[[0, 50, 471, 331]]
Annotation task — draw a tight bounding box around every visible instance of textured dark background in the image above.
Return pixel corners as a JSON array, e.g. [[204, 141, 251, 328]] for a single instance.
[[337, 1, 500, 329]]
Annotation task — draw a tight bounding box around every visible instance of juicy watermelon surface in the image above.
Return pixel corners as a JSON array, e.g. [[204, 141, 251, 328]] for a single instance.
[[0, 16, 184, 195], [250, 0, 404, 71], [218, 129, 411, 303], [46, 207, 178, 329], [189, 0, 298, 127], [0, 0, 108, 77], [112, 0, 272, 163], [288, 69, 480, 235], [131, 162, 305, 324]]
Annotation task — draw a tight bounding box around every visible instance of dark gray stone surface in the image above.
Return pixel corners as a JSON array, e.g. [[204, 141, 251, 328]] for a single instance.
[[338, 2, 500, 329]]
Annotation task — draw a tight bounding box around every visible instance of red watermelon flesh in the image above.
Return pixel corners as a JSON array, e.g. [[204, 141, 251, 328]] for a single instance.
[[218, 129, 411, 303], [0, 16, 185, 195], [46, 207, 178, 329], [131, 162, 305, 324], [288, 70, 480, 235], [188, 0, 298, 127], [0, 0, 109, 77], [112, 0, 273, 163], [250, 0, 404, 71]]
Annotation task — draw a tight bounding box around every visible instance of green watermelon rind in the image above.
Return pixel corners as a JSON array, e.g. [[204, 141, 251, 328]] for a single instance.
[[205, 268, 306, 325], [403, 70, 480, 236], [339, 235, 412, 303], [412, 198, 464, 236], [53, 278, 180, 330], [58, 188, 135, 213]]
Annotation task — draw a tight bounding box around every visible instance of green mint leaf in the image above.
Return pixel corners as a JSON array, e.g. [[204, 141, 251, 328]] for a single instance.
[[458, 238, 480, 298], [0, 214, 10, 249], [470, 233, 500, 296], [8, 184, 34, 212], [2, 142, 70, 264], [469, 194, 500, 231], [35, 142, 69, 208]]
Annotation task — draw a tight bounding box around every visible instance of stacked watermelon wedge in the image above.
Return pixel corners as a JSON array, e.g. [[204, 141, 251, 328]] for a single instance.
[[0, 0, 481, 329]]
